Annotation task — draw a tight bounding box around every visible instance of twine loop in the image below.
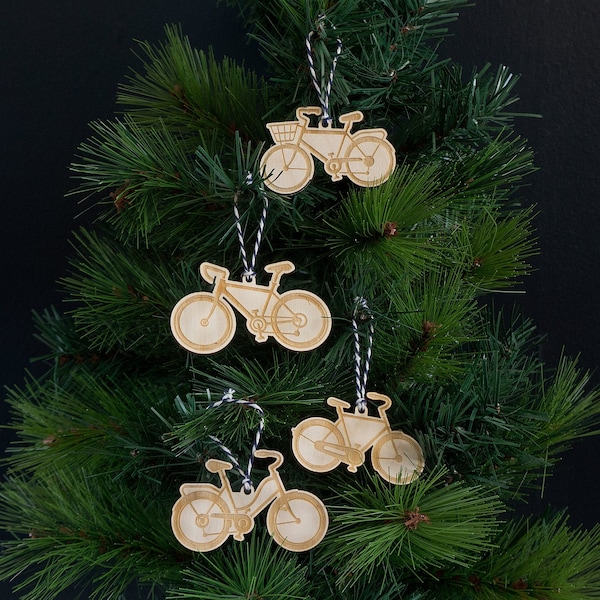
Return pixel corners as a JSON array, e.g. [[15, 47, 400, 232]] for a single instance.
[[306, 14, 343, 125], [233, 171, 269, 281], [352, 297, 374, 412], [207, 388, 264, 493]]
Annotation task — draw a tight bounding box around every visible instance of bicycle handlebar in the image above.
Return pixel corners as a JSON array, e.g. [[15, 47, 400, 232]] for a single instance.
[[254, 449, 284, 471], [366, 391, 392, 412], [296, 106, 323, 122]]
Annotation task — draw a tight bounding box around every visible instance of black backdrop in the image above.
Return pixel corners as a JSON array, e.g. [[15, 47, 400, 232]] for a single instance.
[[1, 1, 598, 586]]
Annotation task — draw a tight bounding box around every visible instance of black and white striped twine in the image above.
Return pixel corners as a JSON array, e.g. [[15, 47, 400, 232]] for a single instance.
[[305, 15, 343, 125], [207, 388, 265, 493], [352, 297, 374, 413], [233, 171, 269, 281]]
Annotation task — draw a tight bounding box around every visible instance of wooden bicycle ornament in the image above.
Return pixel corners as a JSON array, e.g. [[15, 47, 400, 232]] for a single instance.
[[292, 392, 424, 485], [170, 261, 331, 354], [171, 450, 328, 553], [260, 106, 397, 194]]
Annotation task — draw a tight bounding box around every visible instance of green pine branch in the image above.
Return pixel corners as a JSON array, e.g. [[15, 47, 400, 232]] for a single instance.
[[0, 469, 185, 600], [118, 24, 270, 142], [451, 514, 600, 599], [3, 367, 186, 482], [166, 532, 312, 600], [320, 469, 502, 590], [393, 310, 600, 497]]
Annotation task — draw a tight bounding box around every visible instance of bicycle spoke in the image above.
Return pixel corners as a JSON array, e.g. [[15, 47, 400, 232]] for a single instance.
[[276, 515, 301, 526], [354, 143, 369, 158], [379, 438, 401, 459], [190, 498, 220, 516], [283, 155, 305, 170]]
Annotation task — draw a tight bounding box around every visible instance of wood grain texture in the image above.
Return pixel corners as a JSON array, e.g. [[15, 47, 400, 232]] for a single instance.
[[170, 261, 332, 354], [171, 450, 329, 552], [292, 392, 424, 485], [260, 106, 396, 193]]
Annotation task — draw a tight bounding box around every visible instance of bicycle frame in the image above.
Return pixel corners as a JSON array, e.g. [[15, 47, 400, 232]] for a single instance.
[[332, 404, 389, 453], [213, 462, 285, 523], [204, 265, 281, 330]]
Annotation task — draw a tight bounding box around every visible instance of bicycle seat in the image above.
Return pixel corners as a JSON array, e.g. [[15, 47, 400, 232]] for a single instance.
[[200, 262, 230, 283], [205, 458, 233, 473], [338, 111, 364, 125], [264, 261, 295, 275], [327, 396, 352, 409]]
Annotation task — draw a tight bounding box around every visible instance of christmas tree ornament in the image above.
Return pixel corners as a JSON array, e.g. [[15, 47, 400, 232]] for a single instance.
[[170, 260, 332, 353], [260, 19, 396, 194], [170, 176, 332, 353], [260, 106, 397, 194], [293, 391, 424, 484], [292, 299, 424, 484], [171, 390, 328, 553]]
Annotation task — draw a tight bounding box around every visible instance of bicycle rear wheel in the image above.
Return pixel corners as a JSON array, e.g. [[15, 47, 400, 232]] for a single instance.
[[170, 292, 235, 354], [171, 490, 229, 552], [292, 417, 344, 472], [344, 135, 396, 186]]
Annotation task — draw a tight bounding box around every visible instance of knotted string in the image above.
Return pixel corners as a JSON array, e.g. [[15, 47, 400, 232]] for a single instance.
[[305, 14, 343, 125], [207, 388, 265, 493], [352, 297, 374, 413], [233, 172, 269, 282]]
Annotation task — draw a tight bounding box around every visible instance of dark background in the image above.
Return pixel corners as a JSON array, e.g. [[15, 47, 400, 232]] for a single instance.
[[444, 3, 600, 526], [0, 1, 598, 594]]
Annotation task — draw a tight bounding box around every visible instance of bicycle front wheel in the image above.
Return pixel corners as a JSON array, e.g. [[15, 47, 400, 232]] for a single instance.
[[267, 490, 329, 552], [271, 291, 331, 351], [170, 292, 235, 354], [371, 431, 424, 485], [260, 143, 314, 194]]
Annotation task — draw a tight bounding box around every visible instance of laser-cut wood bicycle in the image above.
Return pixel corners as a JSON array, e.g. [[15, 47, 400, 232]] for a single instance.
[[170, 261, 331, 354], [171, 450, 328, 553], [292, 392, 424, 484], [260, 106, 396, 194]]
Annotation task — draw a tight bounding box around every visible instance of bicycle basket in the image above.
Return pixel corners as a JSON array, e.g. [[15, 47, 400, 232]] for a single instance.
[[267, 122, 299, 143]]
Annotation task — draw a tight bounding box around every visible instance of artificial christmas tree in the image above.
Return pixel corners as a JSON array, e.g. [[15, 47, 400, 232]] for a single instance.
[[2, 1, 600, 599]]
